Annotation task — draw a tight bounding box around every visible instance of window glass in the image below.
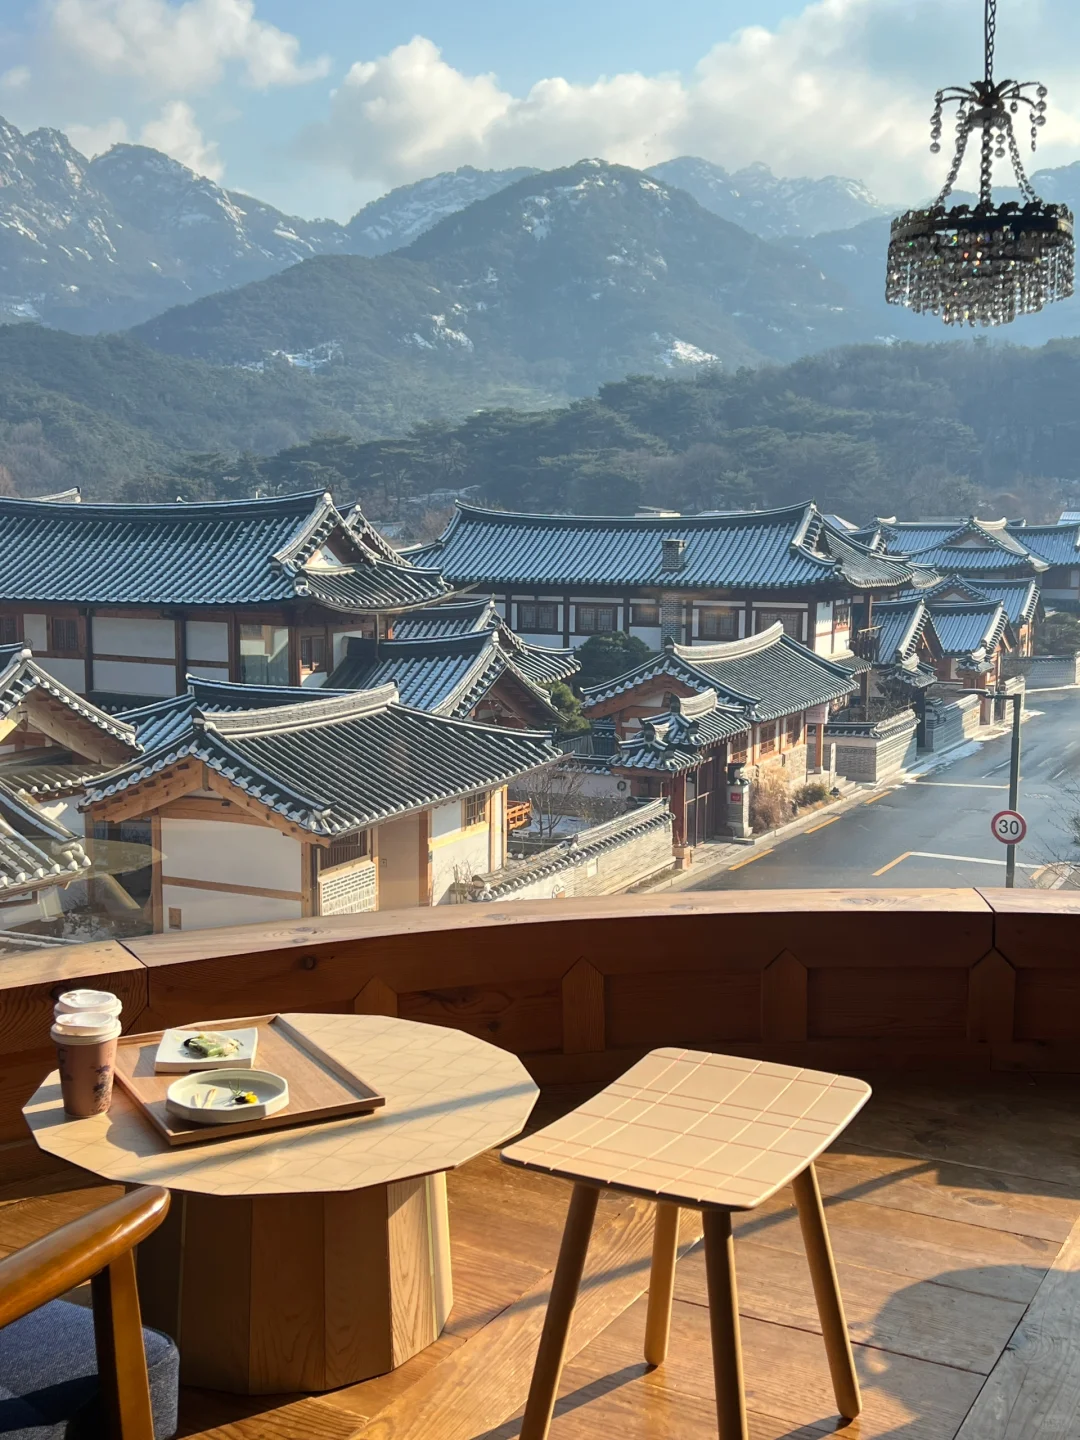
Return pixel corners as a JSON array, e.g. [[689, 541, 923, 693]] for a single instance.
[[700, 607, 738, 640], [49, 617, 80, 653], [755, 610, 802, 640], [239, 625, 290, 685], [465, 792, 489, 827], [300, 634, 326, 673], [577, 604, 618, 634], [630, 603, 659, 627], [518, 603, 559, 632]]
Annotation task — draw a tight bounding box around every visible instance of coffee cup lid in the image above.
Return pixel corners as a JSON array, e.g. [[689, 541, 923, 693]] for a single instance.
[[52, 1011, 122, 1042], [55, 989, 122, 1016]]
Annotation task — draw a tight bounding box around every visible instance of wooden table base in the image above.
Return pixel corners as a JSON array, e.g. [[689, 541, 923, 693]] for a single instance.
[[136, 1173, 453, 1394]]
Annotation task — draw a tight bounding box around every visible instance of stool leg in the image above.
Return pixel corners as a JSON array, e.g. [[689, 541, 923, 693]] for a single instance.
[[644, 1201, 680, 1366], [519, 1182, 599, 1440], [702, 1209, 748, 1440], [792, 1163, 862, 1421]]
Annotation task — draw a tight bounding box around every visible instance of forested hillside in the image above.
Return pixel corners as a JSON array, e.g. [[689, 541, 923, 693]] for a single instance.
[[122, 341, 1080, 524]]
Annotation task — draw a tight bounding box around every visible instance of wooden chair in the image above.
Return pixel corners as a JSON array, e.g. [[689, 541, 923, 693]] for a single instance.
[[502, 1049, 871, 1440], [0, 1185, 178, 1439]]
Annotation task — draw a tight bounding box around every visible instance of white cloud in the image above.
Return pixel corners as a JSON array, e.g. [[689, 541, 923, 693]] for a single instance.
[[64, 115, 129, 156], [50, 0, 330, 93], [0, 66, 32, 91], [305, 2, 1080, 200], [63, 100, 221, 176], [140, 100, 222, 176]]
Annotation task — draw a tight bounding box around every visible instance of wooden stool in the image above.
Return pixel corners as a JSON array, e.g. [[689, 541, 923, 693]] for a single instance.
[[502, 1049, 871, 1440]]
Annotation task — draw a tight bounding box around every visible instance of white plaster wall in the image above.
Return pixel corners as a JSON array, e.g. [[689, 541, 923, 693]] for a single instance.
[[162, 886, 302, 931], [432, 825, 491, 905], [489, 787, 505, 870], [35, 657, 85, 691], [431, 798, 462, 840], [630, 626, 663, 649], [187, 665, 231, 682], [160, 818, 302, 890], [94, 617, 176, 659], [92, 660, 175, 696], [22, 615, 47, 651], [186, 621, 229, 663]]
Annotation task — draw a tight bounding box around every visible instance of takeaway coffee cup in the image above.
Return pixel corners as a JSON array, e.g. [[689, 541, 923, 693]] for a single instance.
[[51, 1011, 122, 1117], [54, 989, 123, 1022]]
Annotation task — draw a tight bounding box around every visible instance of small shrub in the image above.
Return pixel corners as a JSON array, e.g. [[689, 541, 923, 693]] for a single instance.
[[750, 770, 793, 833], [793, 782, 830, 808]]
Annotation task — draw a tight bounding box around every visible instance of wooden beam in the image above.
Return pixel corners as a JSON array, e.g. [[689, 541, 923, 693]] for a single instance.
[[562, 959, 605, 1054], [159, 875, 305, 903], [201, 767, 328, 845], [88, 762, 204, 823], [353, 978, 398, 1016], [762, 950, 808, 1042]]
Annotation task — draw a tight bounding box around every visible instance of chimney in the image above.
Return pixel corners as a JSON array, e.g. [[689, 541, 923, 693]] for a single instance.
[[661, 537, 687, 571]]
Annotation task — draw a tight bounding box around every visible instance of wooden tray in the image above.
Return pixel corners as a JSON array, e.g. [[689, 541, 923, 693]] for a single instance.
[[113, 1014, 385, 1146]]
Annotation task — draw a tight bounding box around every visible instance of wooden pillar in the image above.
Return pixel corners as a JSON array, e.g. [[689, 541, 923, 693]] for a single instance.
[[174, 617, 187, 695], [671, 771, 688, 848], [83, 608, 94, 695]]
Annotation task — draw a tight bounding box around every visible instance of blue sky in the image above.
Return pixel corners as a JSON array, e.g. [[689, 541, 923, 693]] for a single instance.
[[2, 0, 1078, 220]]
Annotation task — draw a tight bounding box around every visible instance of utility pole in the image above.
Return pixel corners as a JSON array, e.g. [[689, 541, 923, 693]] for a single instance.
[[1005, 691, 1023, 889], [988, 689, 1024, 887]]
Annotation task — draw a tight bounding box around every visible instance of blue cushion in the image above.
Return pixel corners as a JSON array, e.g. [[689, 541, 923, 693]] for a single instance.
[[0, 1299, 178, 1438]]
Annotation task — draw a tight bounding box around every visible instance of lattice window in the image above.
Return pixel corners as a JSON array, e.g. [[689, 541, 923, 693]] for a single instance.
[[465, 792, 489, 827], [576, 604, 618, 634], [321, 832, 369, 870], [0, 617, 18, 646], [319, 859, 377, 915], [757, 722, 778, 756], [517, 603, 559, 632], [630, 604, 660, 627], [48, 617, 80, 654], [785, 713, 804, 745], [700, 608, 738, 640], [755, 610, 802, 640]]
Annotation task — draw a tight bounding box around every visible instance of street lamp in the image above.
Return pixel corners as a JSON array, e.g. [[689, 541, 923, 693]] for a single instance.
[[886, 0, 1074, 326]]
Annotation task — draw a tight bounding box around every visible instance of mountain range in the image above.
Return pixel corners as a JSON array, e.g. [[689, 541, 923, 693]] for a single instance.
[[0, 114, 893, 334], [6, 110, 1080, 497]]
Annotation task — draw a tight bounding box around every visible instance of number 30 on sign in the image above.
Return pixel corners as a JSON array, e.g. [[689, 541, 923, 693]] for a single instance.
[[991, 810, 1027, 845]]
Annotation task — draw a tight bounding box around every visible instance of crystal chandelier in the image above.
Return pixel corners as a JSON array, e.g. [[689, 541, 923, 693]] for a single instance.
[[886, 0, 1074, 326]]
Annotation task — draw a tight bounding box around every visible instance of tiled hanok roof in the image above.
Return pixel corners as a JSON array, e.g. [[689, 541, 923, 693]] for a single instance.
[[329, 623, 575, 721], [612, 692, 750, 772], [90, 686, 560, 836], [583, 624, 856, 723], [1005, 521, 1080, 568], [0, 646, 140, 752], [0, 492, 450, 613], [119, 678, 346, 753], [869, 600, 933, 664], [394, 599, 579, 686], [0, 778, 89, 892], [909, 577, 1041, 629], [927, 602, 1009, 661], [472, 800, 673, 895], [410, 502, 926, 593], [851, 517, 1048, 576]]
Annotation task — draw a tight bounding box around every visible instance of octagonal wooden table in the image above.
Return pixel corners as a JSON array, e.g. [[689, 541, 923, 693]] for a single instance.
[[24, 1012, 538, 1395]]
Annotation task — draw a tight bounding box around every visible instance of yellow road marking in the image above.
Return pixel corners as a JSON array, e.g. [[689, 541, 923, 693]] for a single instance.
[[864, 791, 891, 805], [729, 849, 774, 871], [804, 816, 840, 834], [873, 851, 912, 876]]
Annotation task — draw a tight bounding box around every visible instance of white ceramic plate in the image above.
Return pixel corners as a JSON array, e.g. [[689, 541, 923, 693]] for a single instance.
[[154, 1027, 259, 1073], [165, 1068, 289, 1125]]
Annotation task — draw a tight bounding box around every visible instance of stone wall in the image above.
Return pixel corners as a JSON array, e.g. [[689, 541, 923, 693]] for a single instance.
[[922, 693, 982, 752], [827, 710, 918, 784], [1001, 652, 1080, 688], [462, 801, 674, 903]]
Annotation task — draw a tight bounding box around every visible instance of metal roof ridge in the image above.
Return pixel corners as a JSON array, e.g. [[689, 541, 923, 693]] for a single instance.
[[203, 684, 400, 736]]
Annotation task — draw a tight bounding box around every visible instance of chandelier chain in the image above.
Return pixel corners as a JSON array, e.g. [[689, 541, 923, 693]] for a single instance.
[[985, 0, 997, 85]]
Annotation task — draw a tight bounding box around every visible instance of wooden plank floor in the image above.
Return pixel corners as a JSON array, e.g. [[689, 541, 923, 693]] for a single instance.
[[3, 1075, 1080, 1440]]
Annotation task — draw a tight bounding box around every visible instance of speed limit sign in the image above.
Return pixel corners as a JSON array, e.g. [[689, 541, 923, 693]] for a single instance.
[[991, 810, 1027, 845]]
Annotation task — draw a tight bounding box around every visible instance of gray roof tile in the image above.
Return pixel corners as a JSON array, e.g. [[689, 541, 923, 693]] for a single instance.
[[412, 502, 922, 593]]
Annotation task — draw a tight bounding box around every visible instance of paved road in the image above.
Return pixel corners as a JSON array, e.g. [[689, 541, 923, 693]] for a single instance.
[[690, 688, 1080, 891]]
